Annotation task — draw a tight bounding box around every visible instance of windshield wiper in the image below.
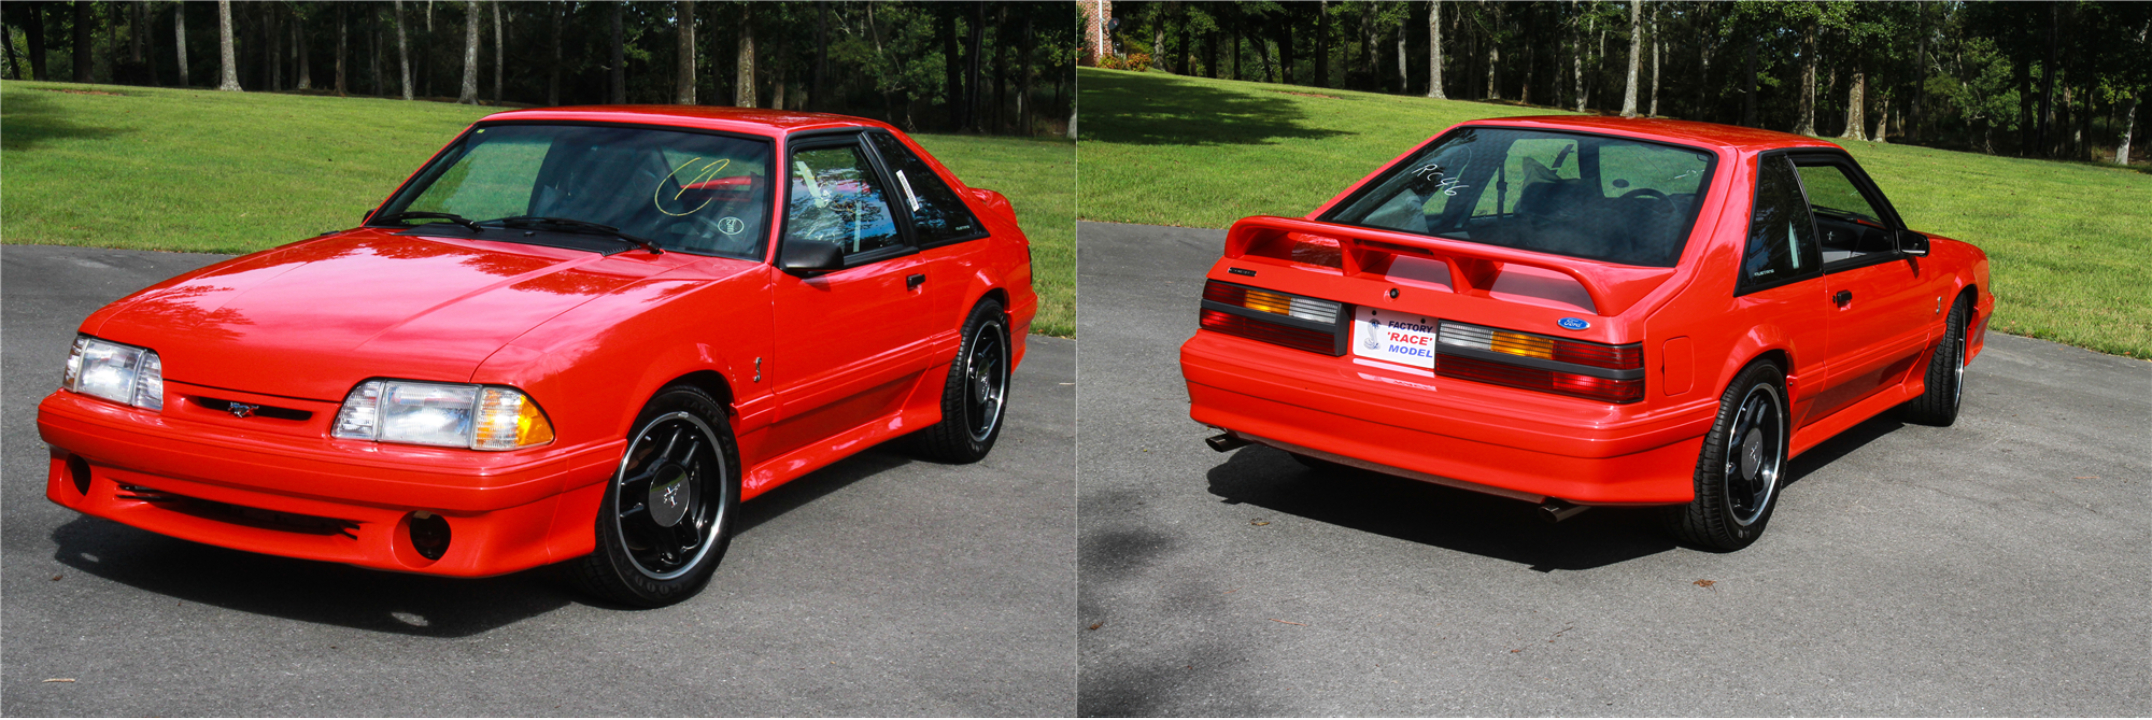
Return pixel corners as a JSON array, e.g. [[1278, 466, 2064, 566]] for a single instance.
[[382, 211, 485, 233], [490, 216, 664, 255]]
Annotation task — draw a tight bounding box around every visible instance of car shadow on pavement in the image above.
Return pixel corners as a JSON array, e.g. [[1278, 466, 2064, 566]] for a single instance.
[[733, 445, 916, 537], [1205, 445, 1676, 572], [47, 516, 572, 638]]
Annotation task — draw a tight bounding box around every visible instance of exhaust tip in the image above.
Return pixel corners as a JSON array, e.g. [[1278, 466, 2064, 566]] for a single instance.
[[1204, 433, 1250, 453], [1538, 499, 1590, 524]]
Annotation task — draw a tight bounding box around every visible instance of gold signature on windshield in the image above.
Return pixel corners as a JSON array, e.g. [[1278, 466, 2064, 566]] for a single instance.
[[655, 157, 733, 217]]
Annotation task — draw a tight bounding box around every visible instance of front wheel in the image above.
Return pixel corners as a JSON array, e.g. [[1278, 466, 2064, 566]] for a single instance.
[[914, 299, 1012, 463], [1901, 296, 1970, 427], [1665, 361, 1789, 551], [568, 385, 740, 607]]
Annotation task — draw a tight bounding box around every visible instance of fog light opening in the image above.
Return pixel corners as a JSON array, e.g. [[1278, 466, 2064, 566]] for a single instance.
[[66, 454, 93, 497], [407, 511, 451, 561]]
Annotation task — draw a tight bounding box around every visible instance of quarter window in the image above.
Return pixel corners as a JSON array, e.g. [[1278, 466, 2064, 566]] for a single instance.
[[868, 133, 986, 245], [784, 145, 903, 258], [1740, 155, 1823, 292]]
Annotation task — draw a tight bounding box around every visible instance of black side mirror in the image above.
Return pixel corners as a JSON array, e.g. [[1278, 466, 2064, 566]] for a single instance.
[[1896, 230, 1930, 257], [780, 238, 845, 274]]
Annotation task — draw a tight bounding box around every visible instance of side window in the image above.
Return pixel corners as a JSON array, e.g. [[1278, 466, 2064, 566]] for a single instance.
[[867, 133, 986, 245], [784, 144, 903, 258], [1793, 162, 1895, 264], [1740, 155, 1822, 293]]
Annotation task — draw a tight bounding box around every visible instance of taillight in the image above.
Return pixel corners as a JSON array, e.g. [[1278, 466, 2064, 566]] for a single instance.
[[1200, 281, 1343, 355], [1436, 321, 1644, 403]]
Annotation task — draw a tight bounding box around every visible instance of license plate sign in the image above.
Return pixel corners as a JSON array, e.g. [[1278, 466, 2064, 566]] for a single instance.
[[1352, 307, 1438, 369]]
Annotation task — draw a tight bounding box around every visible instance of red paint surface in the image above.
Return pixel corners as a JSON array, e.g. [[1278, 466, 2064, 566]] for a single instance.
[[40, 106, 1036, 576], [1183, 116, 1992, 506]]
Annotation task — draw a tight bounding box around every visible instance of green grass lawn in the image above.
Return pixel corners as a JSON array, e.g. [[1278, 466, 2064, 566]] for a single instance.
[[1078, 68, 2152, 359], [1, 80, 1075, 337]]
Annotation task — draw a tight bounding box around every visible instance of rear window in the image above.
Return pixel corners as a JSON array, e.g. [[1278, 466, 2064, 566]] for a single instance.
[[1324, 127, 1716, 267]]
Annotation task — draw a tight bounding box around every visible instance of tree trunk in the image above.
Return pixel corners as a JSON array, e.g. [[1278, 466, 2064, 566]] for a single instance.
[[1618, 0, 1638, 116], [491, 1, 501, 103], [1793, 19, 1815, 135], [1427, 0, 1444, 98], [813, 4, 827, 110], [1020, 13, 1035, 132], [171, 5, 185, 85], [295, 11, 310, 90], [675, 0, 695, 104], [3, 21, 22, 80], [1874, 101, 1889, 143], [1483, 2, 1498, 101], [967, 3, 984, 130], [1840, 69, 1866, 140], [216, 0, 240, 90], [943, 8, 961, 129], [422, 2, 433, 98], [370, 25, 380, 95], [1743, 40, 1756, 126], [21, 5, 43, 81], [335, 5, 347, 94], [733, 4, 753, 108], [1647, 4, 1658, 117], [457, 1, 476, 103], [547, 0, 559, 106], [71, 1, 90, 83], [2037, 3, 2057, 156], [2118, 93, 2140, 165], [1153, 3, 1168, 73], [1571, 0, 1584, 111], [129, 1, 144, 66], [269, 7, 281, 91], [394, 0, 411, 99], [1258, 34, 1275, 83], [1315, 1, 1328, 88]]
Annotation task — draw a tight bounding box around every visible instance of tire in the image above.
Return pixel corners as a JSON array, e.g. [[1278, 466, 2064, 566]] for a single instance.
[[1665, 361, 1789, 552], [1901, 295, 1970, 427], [568, 385, 740, 608], [914, 299, 1012, 463]]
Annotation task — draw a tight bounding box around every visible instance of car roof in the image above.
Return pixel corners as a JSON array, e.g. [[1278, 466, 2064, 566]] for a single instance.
[[1462, 115, 1845, 155], [476, 105, 896, 137]]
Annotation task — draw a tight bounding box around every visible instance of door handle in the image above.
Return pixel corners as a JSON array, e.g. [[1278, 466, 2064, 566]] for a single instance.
[[1833, 290, 1853, 307], [906, 273, 926, 291]]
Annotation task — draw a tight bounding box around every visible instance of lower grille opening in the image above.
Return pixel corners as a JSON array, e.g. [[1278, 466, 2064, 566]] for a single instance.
[[126, 486, 359, 538]]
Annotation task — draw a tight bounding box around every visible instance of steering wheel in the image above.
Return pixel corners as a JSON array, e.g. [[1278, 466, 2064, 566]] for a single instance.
[[1620, 187, 1669, 202]]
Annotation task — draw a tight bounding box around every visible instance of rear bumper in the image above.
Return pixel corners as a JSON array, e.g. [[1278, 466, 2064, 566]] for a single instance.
[[37, 390, 621, 577], [1181, 331, 1714, 505]]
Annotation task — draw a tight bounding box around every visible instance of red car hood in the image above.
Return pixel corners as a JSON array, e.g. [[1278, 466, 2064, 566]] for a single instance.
[[88, 229, 682, 401]]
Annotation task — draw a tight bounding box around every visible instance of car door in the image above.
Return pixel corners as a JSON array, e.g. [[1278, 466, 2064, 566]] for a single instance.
[[1794, 154, 1937, 420], [767, 132, 934, 454], [1734, 153, 1831, 426], [864, 131, 994, 338]]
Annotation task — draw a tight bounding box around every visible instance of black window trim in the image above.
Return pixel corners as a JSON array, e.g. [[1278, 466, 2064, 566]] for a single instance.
[[1782, 149, 1913, 276], [1734, 150, 1828, 297], [862, 129, 993, 250], [365, 119, 779, 262], [777, 130, 920, 271]]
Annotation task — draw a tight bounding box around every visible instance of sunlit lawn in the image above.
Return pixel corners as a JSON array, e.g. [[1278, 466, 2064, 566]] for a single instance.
[[1, 80, 1076, 337], [1078, 67, 2152, 358]]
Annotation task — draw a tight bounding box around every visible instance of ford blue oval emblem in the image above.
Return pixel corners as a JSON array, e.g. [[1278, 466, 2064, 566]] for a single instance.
[[1558, 317, 1590, 331]]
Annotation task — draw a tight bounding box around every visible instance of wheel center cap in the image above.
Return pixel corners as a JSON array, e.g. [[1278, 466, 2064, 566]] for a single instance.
[[648, 463, 692, 528], [1740, 429, 1764, 479]]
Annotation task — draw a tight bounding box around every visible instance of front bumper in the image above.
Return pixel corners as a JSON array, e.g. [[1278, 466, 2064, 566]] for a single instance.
[[1181, 331, 1715, 505], [38, 390, 621, 577]]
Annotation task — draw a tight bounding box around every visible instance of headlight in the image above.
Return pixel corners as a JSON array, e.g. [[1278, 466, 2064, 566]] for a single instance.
[[332, 379, 554, 451], [63, 335, 164, 411]]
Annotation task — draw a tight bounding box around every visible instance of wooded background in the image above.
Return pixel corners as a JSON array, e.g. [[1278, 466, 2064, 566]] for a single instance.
[[0, 1, 1077, 137], [1096, 1, 2152, 165]]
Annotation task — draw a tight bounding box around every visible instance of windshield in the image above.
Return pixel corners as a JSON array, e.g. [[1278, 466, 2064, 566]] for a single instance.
[[378, 124, 773, 260], [1323, 127, 1715, 267]]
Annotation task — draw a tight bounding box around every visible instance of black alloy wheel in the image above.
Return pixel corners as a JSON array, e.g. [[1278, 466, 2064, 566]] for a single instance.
[[569, 385, 738, 607], [1666, 361, 1789, 551], [917, 299, 1012, 463]]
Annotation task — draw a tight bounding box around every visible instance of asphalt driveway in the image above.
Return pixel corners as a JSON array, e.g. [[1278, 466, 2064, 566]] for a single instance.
[[3, 245, 1075, 716], [1075, 221, 2149, 716]]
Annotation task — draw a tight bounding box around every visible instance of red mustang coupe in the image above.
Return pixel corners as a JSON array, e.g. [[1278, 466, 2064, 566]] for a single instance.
[[39, 106, 1036, 606], [1181, 116, 1991, 550]]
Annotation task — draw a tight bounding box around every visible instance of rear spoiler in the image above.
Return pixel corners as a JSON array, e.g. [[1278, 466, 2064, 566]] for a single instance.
[[1223, 216, 1675, 317]]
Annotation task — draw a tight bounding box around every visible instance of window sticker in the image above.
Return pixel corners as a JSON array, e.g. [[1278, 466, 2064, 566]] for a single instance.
[[655, 157, 733, 217]]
